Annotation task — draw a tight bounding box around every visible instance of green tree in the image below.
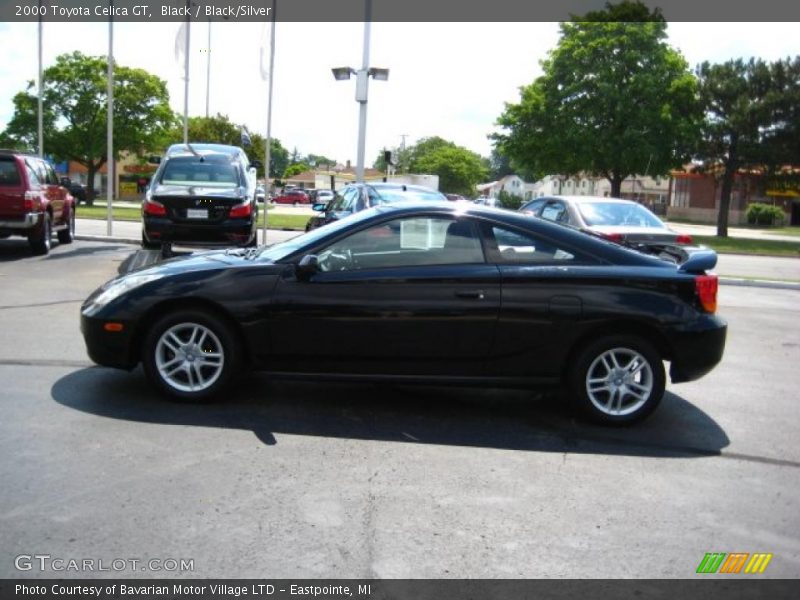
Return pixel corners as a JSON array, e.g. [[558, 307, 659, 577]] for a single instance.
[[695, 57, 800, 236], [283, 162, 311, 179], [409, 137, 488, 196], [163, 114, 289, 179], [2, 51, 173, 202], [494, 1, 701, 197]]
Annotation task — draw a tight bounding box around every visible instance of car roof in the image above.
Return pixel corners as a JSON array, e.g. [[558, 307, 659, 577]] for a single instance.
[[540, 195, 640, 205], [346, 182, 442, 194]]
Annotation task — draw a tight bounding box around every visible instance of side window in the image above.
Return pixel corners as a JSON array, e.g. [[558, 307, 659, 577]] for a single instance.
[[317, 216, 484, 272], [44, 163, 59, 185], [340, 188, 360, 212], [521, 199, 545, 215], [366, 186, 382, 207], [540, 201, 567, 223], [483, 224, 589, 264], [25, 160, 42, 188]]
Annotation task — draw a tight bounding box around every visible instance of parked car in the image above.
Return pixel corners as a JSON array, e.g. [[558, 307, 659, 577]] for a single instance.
[[273, 189, 310, 205], [315, 189, 335, 206], [81, 201, 726, 424], [141, 143, 259, 254], [255, 185, 266, 203], [519, 195, 693, 256], [0, 149, 76, 254], [59, 177, 95, 205], [305, 182, 446, 231]]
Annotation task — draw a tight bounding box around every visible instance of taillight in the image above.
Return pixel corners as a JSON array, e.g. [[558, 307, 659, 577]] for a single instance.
[[603, 232, 624, 243], [143, 199, 167, 216], [695, 274, 718, 313], [24, 191, 41, 211], [229, 202, 252, 218], [676, 234, 693, 244]]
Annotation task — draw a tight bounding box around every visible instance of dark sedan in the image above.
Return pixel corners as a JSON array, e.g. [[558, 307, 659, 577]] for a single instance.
[[82, 202, 726, 425], [142, 144, 259, 254]]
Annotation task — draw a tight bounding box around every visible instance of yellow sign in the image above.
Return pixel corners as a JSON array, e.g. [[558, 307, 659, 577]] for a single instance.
[[767, 188, 800, 198], [119, 182, 139, 195]]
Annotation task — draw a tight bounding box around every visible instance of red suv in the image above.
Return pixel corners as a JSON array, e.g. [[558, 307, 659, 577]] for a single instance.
[[272, 188, 310, 205], [0, 150, 76, 254]]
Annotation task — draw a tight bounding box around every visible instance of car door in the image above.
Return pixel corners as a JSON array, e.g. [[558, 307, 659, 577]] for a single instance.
[[480, 221, 601, 379], [267, 213, 501, 377]]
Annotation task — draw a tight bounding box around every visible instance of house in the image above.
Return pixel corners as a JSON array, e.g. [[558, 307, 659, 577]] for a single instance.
[[476, 174, 527, 199]]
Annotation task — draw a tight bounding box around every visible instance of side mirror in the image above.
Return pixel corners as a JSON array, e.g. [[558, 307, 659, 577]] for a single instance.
[[312, 203, 326, 212], [147, 155, 161, 165], [296, 254, 319, 281], [251, 160, 263, 169]]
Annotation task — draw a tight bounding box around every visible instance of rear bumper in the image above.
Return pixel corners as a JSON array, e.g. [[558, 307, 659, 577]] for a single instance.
[[667, 315, 727, 383], [143, 216, 256, 245], [0, 212, 42, 231]]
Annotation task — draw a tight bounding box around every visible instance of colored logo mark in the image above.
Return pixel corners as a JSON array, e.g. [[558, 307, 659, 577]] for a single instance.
[[696, 552, 773, 574]]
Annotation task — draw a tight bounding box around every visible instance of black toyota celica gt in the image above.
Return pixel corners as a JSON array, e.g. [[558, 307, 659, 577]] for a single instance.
[[81, 201, 726, 425]]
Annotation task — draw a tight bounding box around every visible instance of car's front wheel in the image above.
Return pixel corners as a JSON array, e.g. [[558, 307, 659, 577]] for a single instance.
[[142, 310, 241, 402], [568, 335, 665, 425]]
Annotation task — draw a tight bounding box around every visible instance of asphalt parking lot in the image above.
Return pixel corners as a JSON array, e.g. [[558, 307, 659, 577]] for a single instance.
[[0, 238, 798, 579]]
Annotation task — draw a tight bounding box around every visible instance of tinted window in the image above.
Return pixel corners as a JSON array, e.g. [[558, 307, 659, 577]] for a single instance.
[[485, 224, 584, 264], [24, 160, 42, 187], [317, 216, 484, 272], [520, 199, 545, 214], [0, 159, 21, 186], [161, 157, 239, 187]]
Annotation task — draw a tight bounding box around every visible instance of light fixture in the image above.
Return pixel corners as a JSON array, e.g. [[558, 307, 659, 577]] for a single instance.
[[368, 67, 389, 81], [331, 67, 355, 81]]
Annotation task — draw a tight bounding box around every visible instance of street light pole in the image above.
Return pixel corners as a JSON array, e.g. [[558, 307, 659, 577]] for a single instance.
[[355, 1, 371, 183]]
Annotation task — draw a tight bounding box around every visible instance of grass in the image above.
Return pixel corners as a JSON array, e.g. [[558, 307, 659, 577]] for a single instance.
[[692, 235, 800, 257], [77, 205, 309, 231]]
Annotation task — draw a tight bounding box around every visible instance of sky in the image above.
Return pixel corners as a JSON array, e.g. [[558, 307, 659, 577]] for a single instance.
[[0, 21, 798, 166]]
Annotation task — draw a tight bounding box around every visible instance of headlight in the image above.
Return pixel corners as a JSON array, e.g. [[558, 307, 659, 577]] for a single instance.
[[83, 273, 164, 315]]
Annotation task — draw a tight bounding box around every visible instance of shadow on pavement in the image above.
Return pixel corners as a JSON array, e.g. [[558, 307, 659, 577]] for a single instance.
[[51, 367, 730, 458]]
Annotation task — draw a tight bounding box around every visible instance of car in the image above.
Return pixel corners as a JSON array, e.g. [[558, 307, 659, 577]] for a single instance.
[[81, 201, 726, 425], [315, 189, 335, 206], [305, 182, 447, 232], [273, 188, 310, 205], [59, 177, 95, 205], [255, 185, 266, 203], [141, 143, 259, 254], [0, 149, 76, 254], [520, 195, 693, 256]]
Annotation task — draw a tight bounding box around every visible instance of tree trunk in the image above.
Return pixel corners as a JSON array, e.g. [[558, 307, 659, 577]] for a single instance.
[[85, 164, 97, 206], [609, 173, 624, 197], [717, 136, 739, 238]]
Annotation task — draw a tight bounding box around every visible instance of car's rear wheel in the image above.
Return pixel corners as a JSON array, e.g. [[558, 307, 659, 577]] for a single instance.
[[568, 335, 665, 425], [57, 210, 75, 244], [29, 212, 51, 255], [142, 310, 240, 402]]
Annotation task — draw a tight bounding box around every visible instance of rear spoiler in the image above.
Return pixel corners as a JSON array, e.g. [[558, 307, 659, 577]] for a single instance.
[[678, 249, 717, 273]]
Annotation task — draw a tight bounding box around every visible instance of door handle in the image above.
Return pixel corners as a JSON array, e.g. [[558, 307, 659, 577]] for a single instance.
[[455, 289, 485, 300]]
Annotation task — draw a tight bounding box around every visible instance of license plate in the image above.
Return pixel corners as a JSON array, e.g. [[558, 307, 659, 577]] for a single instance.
[[186, 209, 208, 219]]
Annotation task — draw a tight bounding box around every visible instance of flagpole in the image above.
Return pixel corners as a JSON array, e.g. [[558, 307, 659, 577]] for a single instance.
[[205, 19, 211, 118], [262, 1, 276, 245], [183, 4, 190, 144], [106, 0, 114, 236], [37, 1, 43, 157]]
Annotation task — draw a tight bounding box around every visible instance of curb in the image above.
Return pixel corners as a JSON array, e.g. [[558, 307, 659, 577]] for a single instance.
[[719, 277, 800, 291], [75, 234, 140, 245]]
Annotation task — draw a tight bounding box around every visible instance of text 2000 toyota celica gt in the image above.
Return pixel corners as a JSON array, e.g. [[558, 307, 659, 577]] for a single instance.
[[81, 202, 726, 425]]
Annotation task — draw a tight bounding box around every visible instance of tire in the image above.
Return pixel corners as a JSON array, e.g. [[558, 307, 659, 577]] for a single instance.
[[29, 212, 51, 255], [142, 310, 241, 402], [568, 335, 665, 425], [57, 209, 75, 244]]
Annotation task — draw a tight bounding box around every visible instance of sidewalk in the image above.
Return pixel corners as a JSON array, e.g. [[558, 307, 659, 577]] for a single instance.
[[670, 222, 799, 243]]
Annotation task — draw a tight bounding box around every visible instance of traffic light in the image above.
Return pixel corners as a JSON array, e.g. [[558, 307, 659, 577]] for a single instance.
[[384, 150, 393, 166]]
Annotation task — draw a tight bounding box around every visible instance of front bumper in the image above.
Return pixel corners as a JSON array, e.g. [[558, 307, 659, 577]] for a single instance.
[[667, 315, 728, 383], [0, 212, 42, 231], [81, 313, 138, 370]]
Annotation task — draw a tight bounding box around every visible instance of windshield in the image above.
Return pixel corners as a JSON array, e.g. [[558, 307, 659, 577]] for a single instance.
[[374, 188, 447, 203], [578, 202, 664, 228], [160, 156, 240, 188]]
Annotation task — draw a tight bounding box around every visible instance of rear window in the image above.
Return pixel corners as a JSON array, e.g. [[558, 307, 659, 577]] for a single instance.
[[0, 159, 21, 186], [578, 201, 664, 228], [160, 157, 239, 188]]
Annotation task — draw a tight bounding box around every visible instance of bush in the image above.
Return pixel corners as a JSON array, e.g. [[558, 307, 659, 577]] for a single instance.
[[746, 203, 785, 227], [497, 190, 524, 210]]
